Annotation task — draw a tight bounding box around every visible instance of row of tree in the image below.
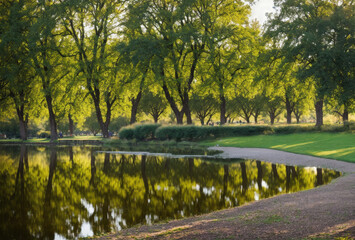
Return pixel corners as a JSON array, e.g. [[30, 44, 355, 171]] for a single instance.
[[1, 0, 354, 141]]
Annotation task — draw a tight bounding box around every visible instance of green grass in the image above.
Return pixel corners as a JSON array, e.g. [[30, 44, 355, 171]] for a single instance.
[[202, 132, 355, 163]]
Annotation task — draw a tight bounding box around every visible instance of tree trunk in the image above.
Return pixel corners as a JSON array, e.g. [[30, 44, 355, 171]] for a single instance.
[[285, 96, 292, 124], [315, 100, 324, 127], [183, 95, 193, 124], [343, 109, 349, 123], [16, 107, 28, 141], [295, 114, 300, 124], [245, 116, 250, 123], [254, 115, 258, 124], [220, 94, 226, 125], [153, 115, 159, 123], [200, 118, 205, 126], [162, 82, 184, 124], [45, 96, 58, 142], [130, 90, 142, 124], [68, 113, 74, 136], [93, 98, 110, 138], [176, 112, 184, 124], [269, 111, 275, 125]]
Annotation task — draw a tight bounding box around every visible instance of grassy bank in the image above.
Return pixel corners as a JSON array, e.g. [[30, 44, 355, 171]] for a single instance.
[[202, 132, 355, 163]]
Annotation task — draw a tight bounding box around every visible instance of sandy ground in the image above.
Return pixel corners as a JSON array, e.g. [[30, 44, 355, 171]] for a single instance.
[[96, 147, 355, 240]]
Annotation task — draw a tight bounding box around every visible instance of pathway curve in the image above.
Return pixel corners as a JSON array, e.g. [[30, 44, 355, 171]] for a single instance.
[[98, 147, 355, 240]]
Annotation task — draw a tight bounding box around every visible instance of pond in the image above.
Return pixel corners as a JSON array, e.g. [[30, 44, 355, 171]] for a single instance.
[[0, 145, 341, 240]]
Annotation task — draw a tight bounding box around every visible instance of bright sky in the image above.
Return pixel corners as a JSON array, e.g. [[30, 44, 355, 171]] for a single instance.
[[250, 0, 276, 26]]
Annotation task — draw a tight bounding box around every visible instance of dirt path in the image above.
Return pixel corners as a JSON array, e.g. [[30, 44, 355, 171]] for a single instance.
[[97, 147, 355, 240]]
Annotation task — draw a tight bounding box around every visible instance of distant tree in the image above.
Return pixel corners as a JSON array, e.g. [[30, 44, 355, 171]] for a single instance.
[[140, 91, 168, 123], [0, 0, 39, 140], [29, 0, 71, 141], [265, 96, 284, 125], [251, 94, 266, 124], [60, 0, 128, 138], [110, 116, 130, 134], [84, 112, 101, 136], [190, 93, 218, 125]]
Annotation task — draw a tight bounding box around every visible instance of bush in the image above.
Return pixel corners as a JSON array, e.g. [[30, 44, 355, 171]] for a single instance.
[[38, 131, 51, 138], [155, 125, 273, 141], [122, 124, 353, 142], [119, 124, 161, 140], [118, 127, 135, 140], [133, 124, 161, 140]]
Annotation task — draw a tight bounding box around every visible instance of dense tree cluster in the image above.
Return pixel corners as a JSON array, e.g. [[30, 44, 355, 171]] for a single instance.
[[0, 0, 354, 140]]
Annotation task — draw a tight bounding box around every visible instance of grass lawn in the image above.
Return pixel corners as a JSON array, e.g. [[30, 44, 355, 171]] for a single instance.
[[202, 132, 355, 163]]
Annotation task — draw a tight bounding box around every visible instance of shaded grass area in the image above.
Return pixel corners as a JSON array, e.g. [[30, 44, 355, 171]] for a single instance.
[[202, 133, 355, 163]]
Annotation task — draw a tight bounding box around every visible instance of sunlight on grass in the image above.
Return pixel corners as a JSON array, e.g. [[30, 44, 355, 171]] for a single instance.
[[314, 147, 355, 158], [203, 133, 355, 163], [272, 141, 315, 149]]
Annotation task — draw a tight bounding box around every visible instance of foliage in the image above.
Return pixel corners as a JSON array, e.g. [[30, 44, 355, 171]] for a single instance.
[[190, 93, 218, 125], [265, 0, 355, 125], [0, 118, 20, 138], [139, 91, 168, 123], [119, 124, 161, 140], [83, 112, 101, 136], [155, 125, 273, 141], [109, 116, 130, 134], [118, 127, 135, 140]]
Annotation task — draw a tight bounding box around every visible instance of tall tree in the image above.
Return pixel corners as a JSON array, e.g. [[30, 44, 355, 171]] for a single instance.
[[60, 0, 127, 138], [0, 0, 42, 140], [29, 0, 71, 141], [266, 0, 354, 126], [203, 6, 260, 125]]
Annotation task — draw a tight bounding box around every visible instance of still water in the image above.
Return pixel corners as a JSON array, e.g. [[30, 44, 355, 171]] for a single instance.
[[0, 145, 341, 239]]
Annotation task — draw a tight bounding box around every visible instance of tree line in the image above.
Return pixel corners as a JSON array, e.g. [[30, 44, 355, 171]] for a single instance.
[[0, 0, 354, 141]]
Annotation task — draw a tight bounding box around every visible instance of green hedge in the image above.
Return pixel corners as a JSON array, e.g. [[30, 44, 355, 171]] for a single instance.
[[118, 127, 135, 140], [119, 124, 161, 140], [119, 123, 353, 141], [155, 125, 272, 141]]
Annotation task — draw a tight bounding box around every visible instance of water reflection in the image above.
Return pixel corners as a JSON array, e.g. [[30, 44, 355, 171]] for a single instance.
[[0, 145, 341, 239]]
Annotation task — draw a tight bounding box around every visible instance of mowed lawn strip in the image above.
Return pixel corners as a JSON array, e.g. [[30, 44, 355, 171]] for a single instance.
[[202, 132, 355, 163]]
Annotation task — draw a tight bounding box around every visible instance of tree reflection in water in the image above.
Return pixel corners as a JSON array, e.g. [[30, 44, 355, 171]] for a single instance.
[[0, 145, 341, 239]]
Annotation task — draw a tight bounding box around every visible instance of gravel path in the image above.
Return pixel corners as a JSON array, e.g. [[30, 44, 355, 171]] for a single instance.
[[98, 147, 355, 240]]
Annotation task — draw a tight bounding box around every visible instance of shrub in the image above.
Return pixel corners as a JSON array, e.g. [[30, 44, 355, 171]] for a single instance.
[[155, 125, 273, 141], [118, 127, 135, 140], [38, 131, 51, 139], [119, 124, 161, 140], [133, 124, 161, 140]]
